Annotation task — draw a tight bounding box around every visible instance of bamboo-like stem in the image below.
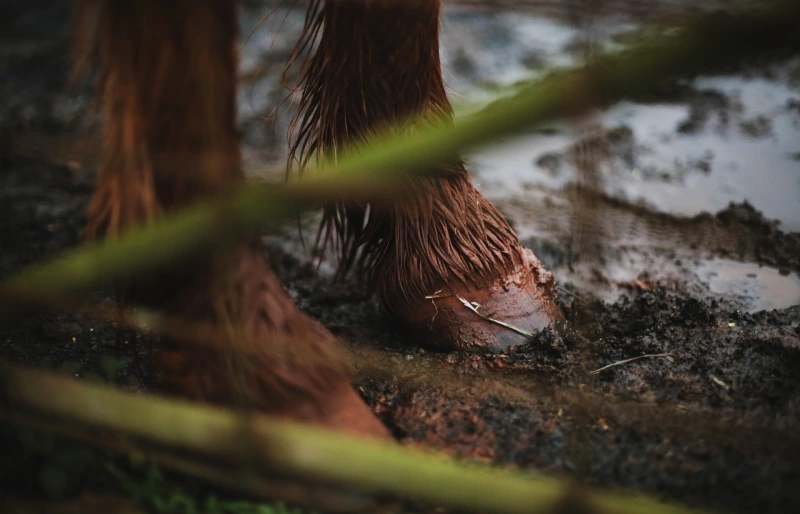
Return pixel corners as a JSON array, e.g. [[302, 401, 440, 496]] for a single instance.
[[1, 410, 371, 513], [1, 0, 798, 317], [0, 363, 711, 514]]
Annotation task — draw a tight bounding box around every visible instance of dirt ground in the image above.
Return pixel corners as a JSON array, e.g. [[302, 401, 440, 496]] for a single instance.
[[2, 1, 800, 513]]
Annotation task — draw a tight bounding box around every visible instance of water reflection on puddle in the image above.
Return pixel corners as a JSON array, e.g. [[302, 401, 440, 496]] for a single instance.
[[439, 9, 800, 232], [696, 259, 800, 312]]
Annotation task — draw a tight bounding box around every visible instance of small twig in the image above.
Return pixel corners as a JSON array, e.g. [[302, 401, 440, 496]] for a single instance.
[[589, 353, 673, 375], [424, 290, 454, 300], [455, 295, 535, 339], [709, 374, 730, 391], [425, 289, 454, 323], [557, 287, 584, 301]]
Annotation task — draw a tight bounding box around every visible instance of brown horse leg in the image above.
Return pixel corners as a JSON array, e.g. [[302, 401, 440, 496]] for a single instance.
[[79, 0, 388, 438], [291, 0, 562, 351]]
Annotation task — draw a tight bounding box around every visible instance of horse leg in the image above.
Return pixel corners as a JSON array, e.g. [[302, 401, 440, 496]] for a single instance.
[[291, 0, 562, 350], [79, 0, 388, 438]]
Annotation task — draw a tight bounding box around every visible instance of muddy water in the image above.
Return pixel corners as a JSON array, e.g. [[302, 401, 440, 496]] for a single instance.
[[439, 7, 800, 235], [438, 5, 800, 311], [467, 75, 800, 230], [696, 259, 800, 313]]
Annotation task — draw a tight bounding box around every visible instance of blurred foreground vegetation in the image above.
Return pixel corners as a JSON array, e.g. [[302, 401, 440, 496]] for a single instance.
[[1, 1, 799, 513]]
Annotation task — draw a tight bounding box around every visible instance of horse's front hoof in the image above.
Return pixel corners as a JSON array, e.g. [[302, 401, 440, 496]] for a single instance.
[[394, 249, 563, 351]]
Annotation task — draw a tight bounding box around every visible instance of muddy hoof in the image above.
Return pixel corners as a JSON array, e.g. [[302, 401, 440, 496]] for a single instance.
[[397, 249, 563, 351]]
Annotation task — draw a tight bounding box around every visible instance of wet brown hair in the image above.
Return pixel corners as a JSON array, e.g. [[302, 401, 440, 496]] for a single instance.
[[78, 0, 242, 240], [288, 0, 526, 312], [75, 0, 354, 416]]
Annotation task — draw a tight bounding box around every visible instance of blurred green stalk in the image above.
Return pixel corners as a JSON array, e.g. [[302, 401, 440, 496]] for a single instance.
[[0, 363, 711, 514]]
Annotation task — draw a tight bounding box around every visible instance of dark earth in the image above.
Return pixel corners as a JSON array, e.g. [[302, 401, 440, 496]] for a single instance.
[[2, 1, 800, 513]]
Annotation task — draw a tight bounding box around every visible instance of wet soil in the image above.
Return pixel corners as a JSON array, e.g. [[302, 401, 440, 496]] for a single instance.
[[2, 1, 800, 513], [286, 206, 800, 514]]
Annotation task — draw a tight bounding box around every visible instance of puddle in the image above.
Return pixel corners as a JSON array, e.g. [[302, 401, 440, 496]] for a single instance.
[[600, 77, 800, 232], [696, 259, 800, 312], [237, 3, 800, 235], [425, 4, 800, 233]]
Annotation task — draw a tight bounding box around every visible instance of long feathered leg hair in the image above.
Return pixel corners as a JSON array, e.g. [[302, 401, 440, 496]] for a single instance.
[[286, 0, 526, 313]]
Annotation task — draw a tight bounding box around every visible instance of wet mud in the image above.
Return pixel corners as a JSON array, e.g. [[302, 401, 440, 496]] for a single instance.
[[2, 1, 800, 513], [285, 204, 800, 513]]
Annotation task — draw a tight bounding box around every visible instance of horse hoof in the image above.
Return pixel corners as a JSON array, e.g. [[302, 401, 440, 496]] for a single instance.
[[396, 249, 563, 351]]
